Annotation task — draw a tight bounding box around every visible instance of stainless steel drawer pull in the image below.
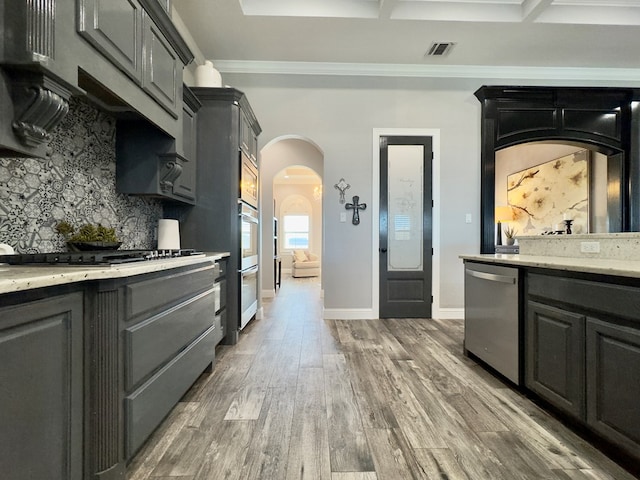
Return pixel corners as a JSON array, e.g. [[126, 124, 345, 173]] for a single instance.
[[467, 270, 516, 284]]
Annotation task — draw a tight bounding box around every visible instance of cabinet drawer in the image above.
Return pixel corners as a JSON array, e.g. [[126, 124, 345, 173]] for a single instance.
[[125, 325, 215, 458], [125, 287, 215, 388], [212, 312, 224, 345], [528, 273, 640, 322], [125, 264, 215, 319]]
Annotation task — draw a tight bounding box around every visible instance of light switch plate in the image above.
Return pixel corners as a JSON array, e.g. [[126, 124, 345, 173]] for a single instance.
[[465, 213, 472, 224], [340, 212, 347, 222]]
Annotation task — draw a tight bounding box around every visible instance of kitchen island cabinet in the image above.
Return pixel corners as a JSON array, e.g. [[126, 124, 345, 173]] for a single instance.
[[462, 254, 640, 466], [0, 290, 83, 480]]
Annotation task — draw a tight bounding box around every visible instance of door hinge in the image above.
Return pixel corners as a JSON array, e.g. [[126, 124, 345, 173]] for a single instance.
[[431, 248, 434, 255], [431, 295, 433, 303]]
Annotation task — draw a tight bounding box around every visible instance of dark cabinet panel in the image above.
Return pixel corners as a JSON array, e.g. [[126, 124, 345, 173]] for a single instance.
[[526, 301, 585, 419], [77, 0, 143, 82], [0, 292, 83, 480], [125, 325, 215, 458], [586, 318, 640, 457], [125, 287, 216, 389], [142, 11, 179, 116], [181, 88, 261, 345]]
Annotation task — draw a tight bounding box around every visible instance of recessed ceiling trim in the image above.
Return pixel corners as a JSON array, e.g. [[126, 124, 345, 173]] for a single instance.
[[214, 59, 640, 83]]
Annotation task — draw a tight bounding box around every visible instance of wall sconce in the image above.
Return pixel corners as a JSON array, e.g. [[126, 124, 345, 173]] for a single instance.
[[313, 185, 322, 201], [495, 206, 514, 246]]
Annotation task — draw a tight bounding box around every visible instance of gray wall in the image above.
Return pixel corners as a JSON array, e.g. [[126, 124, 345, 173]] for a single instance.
[[225, 74, 483, 313]]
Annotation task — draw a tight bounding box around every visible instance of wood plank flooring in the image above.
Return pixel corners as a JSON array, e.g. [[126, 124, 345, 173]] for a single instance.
[[127, 277, 639, 480]]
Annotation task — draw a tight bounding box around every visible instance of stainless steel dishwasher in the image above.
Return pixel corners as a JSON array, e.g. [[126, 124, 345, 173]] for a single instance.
[[464, 261, 521, 385]]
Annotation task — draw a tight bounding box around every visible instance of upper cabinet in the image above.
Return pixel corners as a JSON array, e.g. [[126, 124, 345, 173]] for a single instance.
[[76, 0, 144, 84], [0, 0, 193, 158], [115, 85, 200, 205], [77, 0, 188, 118]]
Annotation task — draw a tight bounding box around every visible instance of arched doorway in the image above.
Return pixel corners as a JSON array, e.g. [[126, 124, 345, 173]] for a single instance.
[[259, 136, 324, 298]]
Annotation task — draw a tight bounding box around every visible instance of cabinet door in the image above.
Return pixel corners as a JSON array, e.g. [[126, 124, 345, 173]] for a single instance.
[[0, 292, 83, 480], [172, 102, 197, 200], [78, 0, 143, 82], [586, 318, 640, 458], [526, 301, 585, 419], [142, 11, 179, 116]]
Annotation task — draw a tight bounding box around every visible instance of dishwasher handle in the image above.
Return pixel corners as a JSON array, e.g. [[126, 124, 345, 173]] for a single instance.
[[466, 269, 516, 285]]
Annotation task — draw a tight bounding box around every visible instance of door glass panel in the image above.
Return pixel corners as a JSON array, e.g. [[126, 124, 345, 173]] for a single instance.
[[387, 145, 424, 271]]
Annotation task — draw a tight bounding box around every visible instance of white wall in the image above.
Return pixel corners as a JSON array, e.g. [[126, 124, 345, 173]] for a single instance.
[[227, 74, 482, 314]]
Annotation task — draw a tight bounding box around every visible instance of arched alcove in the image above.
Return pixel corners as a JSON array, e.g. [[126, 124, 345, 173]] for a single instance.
[[259, 136, 324, 296], [476, 85, 640, 253]]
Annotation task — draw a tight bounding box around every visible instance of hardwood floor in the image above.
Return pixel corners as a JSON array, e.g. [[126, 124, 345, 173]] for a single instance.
[[127, 277, 638, 480]]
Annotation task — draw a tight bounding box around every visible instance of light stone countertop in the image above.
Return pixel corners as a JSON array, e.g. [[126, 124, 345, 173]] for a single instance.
[[0, 252, 230, 295], [459, 253, 640, 279]]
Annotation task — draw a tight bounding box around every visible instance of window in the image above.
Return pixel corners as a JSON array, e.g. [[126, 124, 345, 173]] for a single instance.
[[283, 214, 309, 249]]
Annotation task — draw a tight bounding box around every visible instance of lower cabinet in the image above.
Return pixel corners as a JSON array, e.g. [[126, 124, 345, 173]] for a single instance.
[[526, 301, 585, 419], [586, 318, 640, 458], [122, 262, 217, 459], [526, 271, 640, 463], [0, 291, 83, 480]]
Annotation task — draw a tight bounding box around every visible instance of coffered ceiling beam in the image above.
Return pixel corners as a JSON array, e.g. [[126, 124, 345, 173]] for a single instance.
[[522, 0, 553, 22]]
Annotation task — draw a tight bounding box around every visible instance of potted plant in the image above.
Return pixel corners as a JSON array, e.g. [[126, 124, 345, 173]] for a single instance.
[[55, 221, 122, 251], [504, 225, 518, 246]]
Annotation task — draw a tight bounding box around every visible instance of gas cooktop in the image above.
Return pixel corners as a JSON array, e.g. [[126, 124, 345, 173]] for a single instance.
[[0, 249, 204, 266]]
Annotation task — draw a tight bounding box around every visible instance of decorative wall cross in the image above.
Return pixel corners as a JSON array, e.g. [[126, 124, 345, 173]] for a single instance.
[[345, 195, 367, 225]]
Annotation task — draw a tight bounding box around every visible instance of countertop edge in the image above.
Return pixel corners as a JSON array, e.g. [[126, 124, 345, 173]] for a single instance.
[[0, 252, 231, 294], [460, 254, 640, 279]]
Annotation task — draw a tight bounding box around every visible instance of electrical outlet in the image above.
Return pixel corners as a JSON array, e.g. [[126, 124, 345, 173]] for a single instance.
[[580, 241, 600, 253], [465, 213, 472, 224], [340, 212, 346, 223]]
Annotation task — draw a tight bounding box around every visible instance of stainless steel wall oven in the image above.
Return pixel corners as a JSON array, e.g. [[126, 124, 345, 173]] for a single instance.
[[239, 201, 259, 329]]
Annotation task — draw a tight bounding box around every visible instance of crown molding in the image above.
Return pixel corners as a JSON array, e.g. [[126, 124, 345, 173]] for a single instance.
[[213, 60, 640, 83]]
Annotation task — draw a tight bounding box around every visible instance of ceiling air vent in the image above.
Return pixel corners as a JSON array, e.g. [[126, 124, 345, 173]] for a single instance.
[[426, 42, 455, 57]]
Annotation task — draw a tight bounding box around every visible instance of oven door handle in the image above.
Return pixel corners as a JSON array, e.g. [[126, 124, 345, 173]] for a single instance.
[[241, 265, 259, 275]]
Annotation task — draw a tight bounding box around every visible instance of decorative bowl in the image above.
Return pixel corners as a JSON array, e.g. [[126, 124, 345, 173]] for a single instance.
[[67, 241, 122, 252]]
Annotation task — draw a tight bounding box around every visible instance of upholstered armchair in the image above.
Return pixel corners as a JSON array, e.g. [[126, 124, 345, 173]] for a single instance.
[[291, 249, 320, 278]]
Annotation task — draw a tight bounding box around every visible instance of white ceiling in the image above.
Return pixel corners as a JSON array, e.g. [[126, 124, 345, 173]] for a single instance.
[[173, 0, 640, 77]]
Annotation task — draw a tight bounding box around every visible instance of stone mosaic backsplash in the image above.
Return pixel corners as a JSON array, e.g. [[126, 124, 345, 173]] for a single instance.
[[0, 97, 163, 253]]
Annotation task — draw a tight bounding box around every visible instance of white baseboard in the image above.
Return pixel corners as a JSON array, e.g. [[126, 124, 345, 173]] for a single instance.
[[323, 308, 376, 320], [256, 306, 264, 320], [261, 289, 275, 299], [434, 308, 464, 320]]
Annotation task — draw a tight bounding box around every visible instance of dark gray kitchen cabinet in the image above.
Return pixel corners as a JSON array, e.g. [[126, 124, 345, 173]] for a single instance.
[[141, 10, 180, 116], [586, 318, 640, 459], [525, 301, 585, 420], [171, 86, 201, 202], [213, 257, 227, 345], [0, 291, 83, 480], [77, 0, 144, 83], [179, 87, 262, 345], [77, 0, 186, 118], [525, 270, 640, 463], [122, 262, 217, 458]]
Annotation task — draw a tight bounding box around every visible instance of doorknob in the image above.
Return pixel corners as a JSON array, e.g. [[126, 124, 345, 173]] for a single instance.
[[379, 248, 387, 253]]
